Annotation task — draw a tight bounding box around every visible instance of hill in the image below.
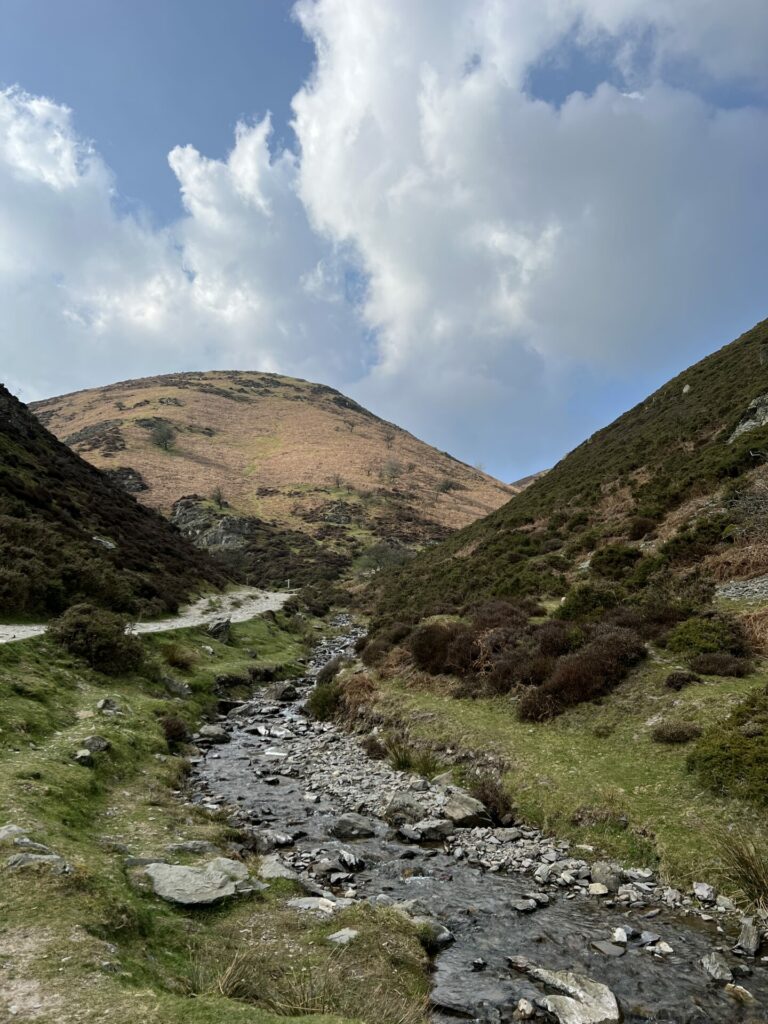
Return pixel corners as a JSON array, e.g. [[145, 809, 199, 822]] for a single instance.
[[32, 370, 512, 587], [378, 317, 768, 616], [0, 383, 227, 618]]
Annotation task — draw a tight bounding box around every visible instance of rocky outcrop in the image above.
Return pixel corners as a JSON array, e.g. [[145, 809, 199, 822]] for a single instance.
[[103, 466, 148, 493], [729, 392, 768, 442], [143, 857, 252, 905]]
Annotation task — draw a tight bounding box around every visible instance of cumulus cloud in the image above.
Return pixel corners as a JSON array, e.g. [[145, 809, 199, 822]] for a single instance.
[[0, 0, 767, 478]]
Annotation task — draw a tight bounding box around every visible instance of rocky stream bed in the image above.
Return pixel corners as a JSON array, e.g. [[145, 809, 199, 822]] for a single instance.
[[186, 617, 768, 1024]]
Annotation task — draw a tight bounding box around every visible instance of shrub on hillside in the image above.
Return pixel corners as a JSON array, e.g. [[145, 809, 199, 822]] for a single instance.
[[48, 603, 143, 675], [556, 583, 621, 621], [163, 642, 198, 672], [361, 622, 412, 666], [468, 599, 529, 631], [627, 515, 657, 541], [590, 543, 642, 580], [688, 652, 753, 677], [688, 686, 768, 805], [486, 651, 553, 695], [306, 681, 342, 721], [535, 620, 584, 657], [664, 671, 701, 691], [409, 621, 474, 676], [651, 720, 702, 744], [665, 614, 748, 657], [467, 772, 516, 824], [161, 714, 190, 749], [316, 654, 348, 686]]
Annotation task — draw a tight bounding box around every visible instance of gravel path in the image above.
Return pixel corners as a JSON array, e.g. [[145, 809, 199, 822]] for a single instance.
[[0, 587, 290, 645]]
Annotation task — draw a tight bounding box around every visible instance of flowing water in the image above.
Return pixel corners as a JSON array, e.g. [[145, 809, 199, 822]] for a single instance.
[[191, 621, 768, 1023]]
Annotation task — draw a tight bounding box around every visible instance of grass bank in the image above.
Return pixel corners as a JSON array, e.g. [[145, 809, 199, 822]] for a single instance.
[[0, 613, 429, 1024]]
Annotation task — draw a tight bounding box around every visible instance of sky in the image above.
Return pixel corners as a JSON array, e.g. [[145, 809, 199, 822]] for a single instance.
[[0, 1, 766, 482]]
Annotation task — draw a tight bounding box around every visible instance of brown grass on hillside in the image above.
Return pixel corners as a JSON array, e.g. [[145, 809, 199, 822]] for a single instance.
[[741, 607, 768, 654], [705, 542, 768, 582]]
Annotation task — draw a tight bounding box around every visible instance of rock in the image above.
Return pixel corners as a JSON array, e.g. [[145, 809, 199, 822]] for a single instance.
[[13, 839, 51, 854], [338, 849, 365, 871], [271, 682, 298, 702], [639, 931, 661, 946], [413, 917, 454, 950], [443, 791, 492, 827], [96, 698, 119, 713], [725, 983, 755, 1003], [73, 749, 94, 767], [329, 813, 376, 839], [382, 791, 429, 825], [514, 998, 535, 1020], [409, 778, 430, 792], [207, 618, 231, 642], [611, 928, 628, 945], [327, 927, 359, 944], [701, 952, 733, 982], [201, 644, 215, 656], [258, 854, 299, 880], [144, 858, 248, 905], [0, 824, 26, 844], [82, 735, 111, 753], [588, 883, 609, 896], [6, 853, 70, 873], [590, 861, 621, 893], [509, 962, 619, 1024], [412, 818, 454, 841], [199, 724, 230, 744], [164, 676, 192, 699], [165, 840, 219, 855], [693, 881, 717, 903], [734, 918, 761, 957], [288, 896, 337, 914], [513, 899, 539, 913], [591, 941, 625, 958], [432, 770, 455, 787]]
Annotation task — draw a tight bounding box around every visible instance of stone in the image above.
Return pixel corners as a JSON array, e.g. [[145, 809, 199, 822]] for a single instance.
[[413, 917, 454, 950], [144, 858, 248, 906], [639, 931, 661, 946], [588, 883, 609, 896], [514, 999, 535, 1020], [591, 941, 625, 958], [509, 961, 619, 1024], [288, 897, 337, 914], [701, 952, 733, 982], [611, 928, 628, 945], [258, 854, 298, 881], [725, 983, 755, 1003], [382, 791, 429, 825], [0, 824, 25, 844], [207, 618, 231, 642], [271, 683, 298, 702], [73, 749, 94, 767], [338, 849, 365, 871], [443, 791, 492, 827], [412, 818, 454, 841], [96, 698, 119, 713], [432, 770, 455, 787], [329, 813, 376, 839], [165, 840, 219, 855], [693, 881, 717, 903], [199, 724, 230, 744], [513, 899, 539, 913], [327, 927, 359, 944], [82, 735, 111, 753], [734, 918, 761, 957], [590, 861, 621, 893], [6, 853, 70, 873]]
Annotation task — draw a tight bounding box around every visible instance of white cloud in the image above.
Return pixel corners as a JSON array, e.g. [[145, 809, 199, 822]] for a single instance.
[[0, 0, 767, 478]]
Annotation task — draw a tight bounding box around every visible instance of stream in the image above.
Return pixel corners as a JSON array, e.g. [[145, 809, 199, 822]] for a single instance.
[[189, 617, 768, 1023]]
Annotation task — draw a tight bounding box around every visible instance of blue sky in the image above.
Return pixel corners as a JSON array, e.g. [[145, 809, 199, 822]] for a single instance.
[[0, 0, 766, 481]]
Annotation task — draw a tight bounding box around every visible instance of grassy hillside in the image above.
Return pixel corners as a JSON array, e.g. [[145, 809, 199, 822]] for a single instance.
[[0, 384, 227, 618], [379, 317, 768, 616], [32, 371, 512, 588], [0, 615, 428, 1023]]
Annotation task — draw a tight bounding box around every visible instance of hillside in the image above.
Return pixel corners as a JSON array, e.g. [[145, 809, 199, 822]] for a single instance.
[[32, 370, 512, 587], [0, 383, 227, 617], [379, 317, 768, 616]]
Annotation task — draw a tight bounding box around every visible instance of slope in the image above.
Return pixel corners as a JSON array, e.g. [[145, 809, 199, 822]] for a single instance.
[[32, 370, 512, 587], [0, 383, 227, 618]]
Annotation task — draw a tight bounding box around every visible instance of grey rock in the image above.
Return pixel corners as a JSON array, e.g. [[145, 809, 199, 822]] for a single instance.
[[513, 899, 539, 913], [13, 839, 51, 854], [288, 896, 337, 914], [701, 952, 733, 982], [327, 927, 359, 944], [590, 861, 622, 893], [96, 698, 119, 713], [411, 818, 454, 841], [144, 857, 248, 905], [734, 918, 761, 957], [509, 961, 620, 1024], [258, 854, 299, 880], [6, 853, 70, 873], [381, 791, 429, 826], [443, 791, 492, 827], [82, 735, 111, 753], [329, 813, 376, 839], [729, 392, 768, 443], [199, 724, 230, 744], [165, 840, 219, 855], [0, 824, 26, 844], [693, 881, 717, 903], [207, 618, 231, 642], [73, 748, 94, 767], [271, 682, 298, 702], [591, 941, 625, 958], [164, 676, 192, 699]]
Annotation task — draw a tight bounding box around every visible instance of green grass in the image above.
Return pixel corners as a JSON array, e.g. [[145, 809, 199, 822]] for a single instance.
[[0, 615, 428, 1024], [364, 653, 768, 888]]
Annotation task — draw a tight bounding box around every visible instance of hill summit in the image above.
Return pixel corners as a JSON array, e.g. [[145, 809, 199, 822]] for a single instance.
[[33, 370, 512, 587]]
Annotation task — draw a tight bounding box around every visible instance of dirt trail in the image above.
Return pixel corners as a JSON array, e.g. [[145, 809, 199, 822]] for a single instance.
[[0, 587, 290, 645]]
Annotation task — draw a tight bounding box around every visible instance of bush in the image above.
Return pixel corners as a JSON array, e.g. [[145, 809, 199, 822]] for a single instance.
[[163, 642, 198, 672], [359, 733, 387, 760], [664, 671, 701, 691], [556, 583, 621, 621], [161, 714, 189, 749], [361, 622, 412, 666], [466, 772, 516, 824], [651, 721, 702, 744], [535, 620, 584, 657], [688, 652, 753, 677], [627, 516, 656, 541], [409, 622, 474, 676], [486, 651, 553, 695], [665, 614, 748, 657], [590, 544, 642, 580], [48, 603, 143, 675], [688, 686, 768, 806], [305, 681, 342, 721], [316, 655, 347, 687], [468, 600, 528, 631]]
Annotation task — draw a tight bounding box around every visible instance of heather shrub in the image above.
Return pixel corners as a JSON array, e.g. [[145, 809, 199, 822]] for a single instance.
[[163, 642, 198, 672], [688, 652, 753, 677], [161, 714, 189, 749], [48, 603, 143, 675], [556, 583, 621, 621], [316, 654, 347, 686], [688, 686, 768, 806], [306, 681, 342, 720], [466, 772, 516, 824], [665, 614, 748, 657], [664, 671, 701, 691], [651, 721, 702, 744], [468, 600, 528, 631], [590, 543, 642, 580], [535, 620, 584, 657], [409, 621, 474, 675], [486, 652, 553, 695], [359, 733, 387, 760], [627, 515, 657, 541], [361, 622, 412, 666]]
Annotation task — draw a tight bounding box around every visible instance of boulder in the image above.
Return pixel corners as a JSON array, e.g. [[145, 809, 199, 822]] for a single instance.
[[6, 853, 70, 874], [734, 918, 761, 957], [327, 927, 359, 944], [144, 857, 248, 905], [411, 818, 454, 841], [381, 791, 429, 826], [590, 861, 622, 893], [508, 960, 620, 1024], [288, 896, 337, 914], [701, 953, 733, 982], [199, 724, 230, 744], [270, 682, 299, 702], [207, 618, 231, 643], [258, 854, 299, 881], [0, 824, 26, 844], [329, 813, 376, 839], [82, 735, 111, 753], [693, 881, 717, 903], [73, 749, 94, 767], [443, 791, 492, 827]]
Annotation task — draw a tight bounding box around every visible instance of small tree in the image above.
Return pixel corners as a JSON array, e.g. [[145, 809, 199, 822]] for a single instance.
[[150, 421, 176, 451], [380, 459, 403, 484], [48, 603, 143, 675], [383, 427, 396, 449]]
